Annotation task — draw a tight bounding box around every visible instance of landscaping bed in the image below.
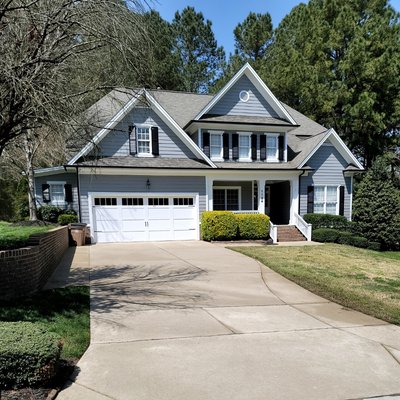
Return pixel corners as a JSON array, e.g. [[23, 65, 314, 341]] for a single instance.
[[0, 286, 90, 398], [231, 244, 400, 325]]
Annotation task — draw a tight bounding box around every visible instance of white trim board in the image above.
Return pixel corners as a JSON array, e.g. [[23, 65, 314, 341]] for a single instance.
[[193, 63, 297, 125]]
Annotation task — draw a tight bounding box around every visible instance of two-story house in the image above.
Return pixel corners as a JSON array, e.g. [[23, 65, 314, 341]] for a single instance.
[[34, 64, 363, 243]]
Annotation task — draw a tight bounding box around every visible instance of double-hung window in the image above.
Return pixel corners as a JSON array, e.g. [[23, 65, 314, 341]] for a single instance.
[[266, 134, 279, 160], [213, 187, 240, 211], [314, 186, 338, 214], [210, 132, 223, 160], [45, 182, 65, 206], [239, 134, 251, 160], [136, 126, 151, 155]]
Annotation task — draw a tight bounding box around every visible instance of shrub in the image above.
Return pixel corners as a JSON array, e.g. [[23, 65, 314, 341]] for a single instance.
[[201, 211, 238, 241], [236, 214, 270, 240], [312, 228, 341, 243], [0, 322, 62, 389], [367, 242, 381, 251], [62, 209, 77, 216], [304, 213, 349, 230], [39, 206, 63, 223], [336, 231, 355, 245], [58, 214, 78, 225]]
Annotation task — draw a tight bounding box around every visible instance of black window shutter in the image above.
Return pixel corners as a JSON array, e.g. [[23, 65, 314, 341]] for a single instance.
[[339, 185, 345, 216], [278, 135, 285, 161], [203, 131, 210, 157], [151, 127, 159, 156], [232, 133, 239, 160], [251, 134, 257, 160], [129, 125, 136, 155], [260, 135, 266, 161], [42, 184, 50, 203], [223, 133, 229, 160], [307, 186, 314, 214], [64, 184, 73, 203]]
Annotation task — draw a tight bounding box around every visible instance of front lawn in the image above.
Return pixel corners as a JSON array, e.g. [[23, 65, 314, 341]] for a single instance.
[[0, 221, 54, 250], [0, 286, 90, 359], [231, 244, 400, 325]]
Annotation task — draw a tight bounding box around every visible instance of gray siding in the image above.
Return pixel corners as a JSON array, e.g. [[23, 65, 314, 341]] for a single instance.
[[34, 172, 79, 214], [94, 107, 196, 159], [214, 181, 253, 210], [209, 75, 279, 117], [79, 174, 206, 225], [299, 145, 352, 219]]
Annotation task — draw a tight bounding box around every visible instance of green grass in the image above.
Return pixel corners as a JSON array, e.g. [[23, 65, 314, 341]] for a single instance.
[[0, 286, 90, 359], [231, 244, 400, 325], [0, 221, 54, 250]]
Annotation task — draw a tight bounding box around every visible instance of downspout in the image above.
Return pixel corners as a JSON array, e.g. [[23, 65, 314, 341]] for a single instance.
[[75, 166, 82, 223]]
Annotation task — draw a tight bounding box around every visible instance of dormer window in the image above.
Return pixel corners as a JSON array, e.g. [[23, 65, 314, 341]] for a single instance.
[[210, 132, 223, 160], [239, 133, 251, 160], [266, 134, 279, 161], [137, 126, 152, 155]]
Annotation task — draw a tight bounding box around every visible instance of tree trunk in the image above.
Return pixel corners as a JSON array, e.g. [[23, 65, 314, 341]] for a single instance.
[[25, 133, 38, 221]]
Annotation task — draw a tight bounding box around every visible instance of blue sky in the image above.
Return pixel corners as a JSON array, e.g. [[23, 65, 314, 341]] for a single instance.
[[152, 0, 400, 56]]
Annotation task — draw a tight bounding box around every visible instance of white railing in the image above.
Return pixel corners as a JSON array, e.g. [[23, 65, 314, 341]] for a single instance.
[[269, 221, 278, 243], [231, 210, 260, 214], [293, 212, 312, 241]]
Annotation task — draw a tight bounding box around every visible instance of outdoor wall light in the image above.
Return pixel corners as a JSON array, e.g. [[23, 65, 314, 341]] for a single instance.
[[146, 179, 151, 190]]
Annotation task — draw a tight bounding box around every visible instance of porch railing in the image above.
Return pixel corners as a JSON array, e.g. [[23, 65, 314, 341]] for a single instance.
[[231, 210, 260, 214], [269, 221, 278, 243], [293, 212, 312, 241]]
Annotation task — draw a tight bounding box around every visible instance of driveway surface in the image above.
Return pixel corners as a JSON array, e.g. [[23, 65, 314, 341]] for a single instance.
[[55, 241, 400, 400]]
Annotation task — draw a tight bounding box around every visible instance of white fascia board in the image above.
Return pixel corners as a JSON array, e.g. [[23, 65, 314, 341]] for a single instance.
[[34, 166, 65, 176], [298, 128, 364, 170], [193, 63, 297, 125], [68, 89, 144, 165], [145, 91, 216, 168]]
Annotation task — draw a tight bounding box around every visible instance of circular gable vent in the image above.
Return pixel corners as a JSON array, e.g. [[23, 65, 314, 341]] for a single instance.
[[239, 90, 250, 102]]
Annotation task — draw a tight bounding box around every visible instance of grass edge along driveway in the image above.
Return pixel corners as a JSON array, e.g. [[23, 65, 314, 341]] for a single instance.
[[231, 244, 400, 326]]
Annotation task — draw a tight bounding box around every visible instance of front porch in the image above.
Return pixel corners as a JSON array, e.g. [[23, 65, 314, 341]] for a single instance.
[[205, 175, 312, 242]]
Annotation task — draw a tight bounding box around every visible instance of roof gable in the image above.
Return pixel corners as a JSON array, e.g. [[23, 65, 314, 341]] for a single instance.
[[194, 63, 297, 124]]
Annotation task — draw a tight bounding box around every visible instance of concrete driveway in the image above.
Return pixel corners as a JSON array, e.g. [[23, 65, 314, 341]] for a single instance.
[[56, 241, 400, 400]]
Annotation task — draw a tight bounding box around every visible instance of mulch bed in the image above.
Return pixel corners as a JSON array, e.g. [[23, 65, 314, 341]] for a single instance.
[[0, 359, 76, 400]]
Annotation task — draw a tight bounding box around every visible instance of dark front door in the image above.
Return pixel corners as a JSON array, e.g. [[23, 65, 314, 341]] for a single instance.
[[267, 182, 290, 224]]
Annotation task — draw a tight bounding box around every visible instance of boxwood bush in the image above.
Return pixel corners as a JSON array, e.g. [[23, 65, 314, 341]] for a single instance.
[[201, 211, 238, 241], [236, 214, 270, 240], [304, 213, 349, 230], [312, 228, 341, 243], [58, 214, 78, 225], [38, 206, 64, 223], [0, 322, 62, 389]]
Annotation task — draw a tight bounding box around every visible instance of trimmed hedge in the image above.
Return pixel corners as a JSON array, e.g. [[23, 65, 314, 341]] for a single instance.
[[312, 228, 381, 250], [304, 213, 349, 230], [201, 211, 270, 241], [58, 214, 78, 225], [39, 207, 77, 223], [0, 322, 62, 389], [236, 214, 270, 240]]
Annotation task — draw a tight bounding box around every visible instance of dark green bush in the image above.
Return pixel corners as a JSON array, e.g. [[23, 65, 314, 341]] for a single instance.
[[348, 235, 369, 248], [304, 213, 349, 230], [39, 206, 63, 223], [336, 231, 355, 245], [312, 228, 341, 243], [58, 214, 78, 225], [0, 322, 62, 389], [62, 209, 77, 216], [0, 237, 27, 251], [236, 214, 270, 239], [201, 211, 238, 241], [367, 242, 381, 251]]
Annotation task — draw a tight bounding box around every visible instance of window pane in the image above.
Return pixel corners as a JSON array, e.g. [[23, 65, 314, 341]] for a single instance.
[[314, 187, 325, 202], [326, 186, 337, 202], [239, 135, 250, 159], [314, 203, 324, 214], [210, 146, 221, 158], [210, 134, 221, 146], [326, 203, 336, 214], [213, 189, 225, 210], [226, 189, 239, 210], [267, 136, 276, 147], [51, 184, 64, 201]]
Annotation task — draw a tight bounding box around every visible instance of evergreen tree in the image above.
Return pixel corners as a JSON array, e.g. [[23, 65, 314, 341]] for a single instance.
[[353, 155, 400, 250], [172, 7, 225, 93], [264, 0, 400, 167]]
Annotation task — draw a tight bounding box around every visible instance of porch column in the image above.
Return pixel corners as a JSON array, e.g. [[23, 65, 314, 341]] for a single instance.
[[206, 176, 213, 211], [290, 177, 299, 224], [257, 178, 266, 214]]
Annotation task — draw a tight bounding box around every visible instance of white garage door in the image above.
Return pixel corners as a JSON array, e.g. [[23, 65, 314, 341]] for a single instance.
[[92, 195, 198, 243]]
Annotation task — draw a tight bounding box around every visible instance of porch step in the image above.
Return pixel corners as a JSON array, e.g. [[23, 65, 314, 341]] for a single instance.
[[276, 225, 307, 242]]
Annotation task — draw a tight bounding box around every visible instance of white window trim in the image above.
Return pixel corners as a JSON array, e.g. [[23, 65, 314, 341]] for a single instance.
[[238, 132, 252, 161], [314, 185, 340, 215], [210, 131, 224, 161], [265, 133, 279, 162], [47, 181, 66, 206], [136, 124, 153, 157], [212, 186, 241, 211]]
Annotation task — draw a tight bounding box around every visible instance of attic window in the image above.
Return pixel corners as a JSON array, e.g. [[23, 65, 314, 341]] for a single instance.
[[239, 90, 250, 102]]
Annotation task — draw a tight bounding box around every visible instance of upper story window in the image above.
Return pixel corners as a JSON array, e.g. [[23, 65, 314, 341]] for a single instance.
[[210, 132, 223, 160], [314, 186, 338, 214], [136, 126, 152, 155], [239, 134, 251, 160], [266, 134, 279, 161]]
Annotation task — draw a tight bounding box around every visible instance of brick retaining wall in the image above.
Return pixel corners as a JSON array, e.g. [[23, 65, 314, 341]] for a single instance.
[[0, 226, 69, 299]]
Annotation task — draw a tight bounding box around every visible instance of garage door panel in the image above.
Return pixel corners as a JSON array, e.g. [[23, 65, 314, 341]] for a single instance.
[[121, 232, 146, 242], [174, 230, 197, 240], [96, 232, 122, 243], [121, 220, 146, 231], [172, 208, 194, 219], [147, 208, 171, 219], [96, 220, 120, 232], [95, 208, 120, 221], [173, 219, 196, 230], [148, 230, 172, 241], [148, 220, 171, 230], [121, 208, 146, 220]]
